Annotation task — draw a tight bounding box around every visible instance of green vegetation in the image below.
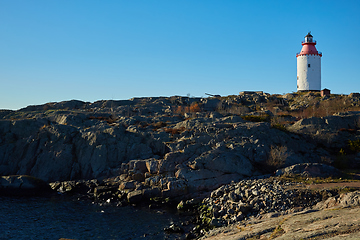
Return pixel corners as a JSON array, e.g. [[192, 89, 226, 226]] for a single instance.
[[348, 139, 360, 153], [265, 145, 289, 171], [278, 172, 360, 184], [164, 127, 187, 135], [271, 123, 288, 132], [334, 148, 349, 169], [269, 218, 287, 239], [198, 204, 215, 230]]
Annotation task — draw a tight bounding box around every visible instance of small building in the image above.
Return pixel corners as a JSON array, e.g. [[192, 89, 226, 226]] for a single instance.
[[321, 88, 331, 97]]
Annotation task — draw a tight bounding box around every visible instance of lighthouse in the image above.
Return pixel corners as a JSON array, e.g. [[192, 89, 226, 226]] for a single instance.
[[296, 32, 322, 91]]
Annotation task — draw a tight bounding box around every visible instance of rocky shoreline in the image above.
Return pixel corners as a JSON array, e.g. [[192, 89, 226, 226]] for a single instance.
[[1, 92, 360, 238], [3, 172, 358, 239]]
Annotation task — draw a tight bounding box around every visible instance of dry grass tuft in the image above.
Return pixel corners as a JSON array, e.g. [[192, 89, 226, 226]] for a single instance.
[[266, 145, 289, 170]]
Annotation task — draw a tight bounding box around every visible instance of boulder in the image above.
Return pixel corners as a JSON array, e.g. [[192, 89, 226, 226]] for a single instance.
[[143, 187, 161, 199], [316, 191, 360, 209], [128, 160, 148, 173], [119, 180, 136, 190], [175, 168, 224, 182], [145, 159, 159, 174], [93, 185, 118, 200], [186, 173, 242, 192], [158, 151, 189, 174], [275, 163, 340, 178], [201, 98, 221, 111], [191, 150, 253, 176], [127, 190, 143, 204], [162, 179, 188, 198]]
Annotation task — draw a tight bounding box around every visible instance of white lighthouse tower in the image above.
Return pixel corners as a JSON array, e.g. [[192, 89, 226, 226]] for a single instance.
[[296, 32, 322, 91]]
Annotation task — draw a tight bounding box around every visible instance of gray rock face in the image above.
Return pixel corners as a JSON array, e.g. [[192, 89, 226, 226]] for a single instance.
[[191, 150, 253, 176], [0, 95, 344, 193], [287, 111, 360, 148], [0, 115, 168, 182]]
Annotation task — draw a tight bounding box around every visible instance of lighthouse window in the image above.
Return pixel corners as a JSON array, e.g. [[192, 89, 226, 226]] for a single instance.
[[308, 64, 311, 68]]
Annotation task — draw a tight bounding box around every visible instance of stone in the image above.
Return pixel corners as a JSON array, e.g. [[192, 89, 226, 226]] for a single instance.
[[158, 151, 189, 174], [162, 179, 188, 198], [191, 150, 253, 176], [228, 191, 239, 202], [316, 190, 360, 209], [142, 187, 161, 199], [127, 190, 143, 204], [128, 160, 148, 173], [210, 218, 223, 227], [163, 224, 184, 233], [131, 172, 145, 182], [235, 212, 244, 221], [94, 185, 116, 196], [238, 203, 252, 214], [145, 159, 159, 174], [119, 181, 136, 190]]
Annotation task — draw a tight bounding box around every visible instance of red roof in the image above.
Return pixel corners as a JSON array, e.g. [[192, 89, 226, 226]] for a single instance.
[[296, 42, 322, 57]]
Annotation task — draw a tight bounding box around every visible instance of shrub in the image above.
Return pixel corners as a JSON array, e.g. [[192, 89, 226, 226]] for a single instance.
[[291, 96, 360, 119], [152, 121, 167, 130], [175, 105, 190, 114], [39, 124, 48, 131], [216, 103, 250, 115], [190, 102, 201, 112], [88, 116, 117, 124], [333, 148, 349, 169], [164, 127, 186, 135], [348, 139, 360, 152], [270, 116, 289, 132], [266, 145, 289, 171], [271, 123, 288, 132], [241, 114, 270, 122]]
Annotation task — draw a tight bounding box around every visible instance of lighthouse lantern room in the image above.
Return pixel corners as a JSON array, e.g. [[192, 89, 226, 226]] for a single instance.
[[296, 32, 322, 91]]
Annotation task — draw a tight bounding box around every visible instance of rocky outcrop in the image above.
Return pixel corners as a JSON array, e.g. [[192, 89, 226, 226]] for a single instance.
[[0, 115, 168, 182], [287, 111, 360, 148], [0, 93, 359, 198], [2, 93, 360, 239], [0, 175, 52, 196]]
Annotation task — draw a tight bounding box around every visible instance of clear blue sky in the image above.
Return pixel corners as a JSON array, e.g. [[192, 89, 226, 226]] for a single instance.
[[1, 1, 359, 110]]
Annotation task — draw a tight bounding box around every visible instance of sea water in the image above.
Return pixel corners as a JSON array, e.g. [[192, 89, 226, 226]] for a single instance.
[[0, 196, 186, 240]]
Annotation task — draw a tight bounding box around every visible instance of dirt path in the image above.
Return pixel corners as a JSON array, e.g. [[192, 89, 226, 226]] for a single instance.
[[288, 181, 360, 191]]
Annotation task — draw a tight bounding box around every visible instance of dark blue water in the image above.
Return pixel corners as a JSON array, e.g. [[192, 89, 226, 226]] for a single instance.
[[0, 196, 187, 240]]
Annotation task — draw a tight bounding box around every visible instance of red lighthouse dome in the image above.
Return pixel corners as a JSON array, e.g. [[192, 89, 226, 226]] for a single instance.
[[296, 32, 322, 57]]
